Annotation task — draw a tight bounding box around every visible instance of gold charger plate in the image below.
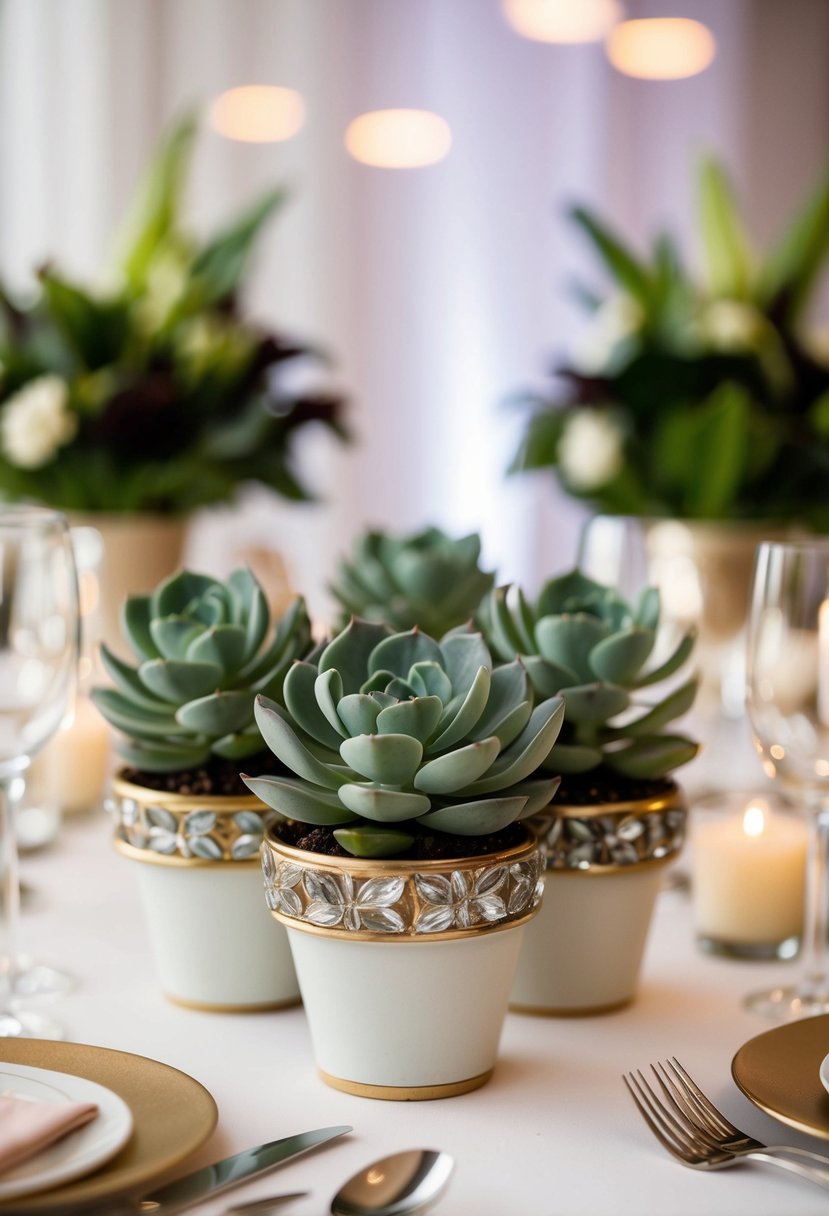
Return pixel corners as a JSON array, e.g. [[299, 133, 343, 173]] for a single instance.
[[732, 1013, 829, 1140], [0, 1039, 218, 1211]]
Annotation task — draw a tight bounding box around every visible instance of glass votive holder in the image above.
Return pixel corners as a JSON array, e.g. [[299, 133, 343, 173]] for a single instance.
[[690, 789, 807, 961]]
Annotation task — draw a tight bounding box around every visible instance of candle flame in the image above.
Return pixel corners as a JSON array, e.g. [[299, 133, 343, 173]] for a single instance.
[[743, 804, 766, 838]]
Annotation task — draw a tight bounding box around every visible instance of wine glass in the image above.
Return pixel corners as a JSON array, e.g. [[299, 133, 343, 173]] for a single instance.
[[0, 507, 79, 1036], [745, 539, 829, 1018], [576, 513, 651, 601]]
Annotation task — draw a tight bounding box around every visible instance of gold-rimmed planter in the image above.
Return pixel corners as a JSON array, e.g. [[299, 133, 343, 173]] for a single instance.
[[109, 775, 300, 1012], [510, 786, 687, 1016], [262, 829, 545, 1100]]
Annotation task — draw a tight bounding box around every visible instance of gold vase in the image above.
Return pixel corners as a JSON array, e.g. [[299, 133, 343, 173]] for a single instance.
[[69, 512, 188, 659]]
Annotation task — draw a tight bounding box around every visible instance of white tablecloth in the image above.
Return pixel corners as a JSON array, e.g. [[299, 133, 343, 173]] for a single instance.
[[14, 783, 829, 1216]]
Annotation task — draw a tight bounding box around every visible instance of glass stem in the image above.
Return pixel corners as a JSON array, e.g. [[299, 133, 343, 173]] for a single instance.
[[0, 773, 22, 1007], [802, 805, 829, 998]]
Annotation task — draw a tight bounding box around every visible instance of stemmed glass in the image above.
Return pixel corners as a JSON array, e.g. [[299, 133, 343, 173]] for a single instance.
[[0, 507, 79, 1037], [745, 539, 829, 1018]]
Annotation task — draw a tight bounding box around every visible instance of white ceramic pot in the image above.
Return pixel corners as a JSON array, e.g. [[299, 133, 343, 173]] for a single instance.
[[262, 830, 545, 1099], [511, 787, 686, 1016], [110, 777, 299, 1012], [290, 926, 526, 1096]]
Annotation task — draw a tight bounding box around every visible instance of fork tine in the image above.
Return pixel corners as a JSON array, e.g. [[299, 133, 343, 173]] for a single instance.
[[623, 1074, 693, 1163], [653, 1062, 724, 1142], [624, 1071, 701, 1162], [669, 1058, 740, 1137]]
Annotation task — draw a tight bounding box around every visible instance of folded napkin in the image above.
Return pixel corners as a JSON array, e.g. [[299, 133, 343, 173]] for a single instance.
[[0, 1093, 98, 1175]]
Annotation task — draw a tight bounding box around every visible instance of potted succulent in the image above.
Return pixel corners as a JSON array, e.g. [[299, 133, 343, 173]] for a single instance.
[[93, 567, 312, 1012], [510, 157, 829, 709], [244, 618, 564, 1099], [0, 114, 347, 651], [481, 570, 698, 1015], [329, 525, 495, 637]]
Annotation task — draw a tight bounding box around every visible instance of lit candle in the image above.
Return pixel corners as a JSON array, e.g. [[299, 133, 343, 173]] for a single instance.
[[692, 799, 807, 951], [29, 695, 111, 815]]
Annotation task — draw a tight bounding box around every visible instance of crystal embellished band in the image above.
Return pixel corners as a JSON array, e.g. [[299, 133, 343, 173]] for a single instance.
[[532, 789, 687, 872], [107, 777, 277, 863], [261, 832, 545, 941]]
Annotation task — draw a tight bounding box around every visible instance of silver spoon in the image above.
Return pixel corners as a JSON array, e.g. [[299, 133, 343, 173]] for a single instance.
[[330, 1149, 455, 1216]]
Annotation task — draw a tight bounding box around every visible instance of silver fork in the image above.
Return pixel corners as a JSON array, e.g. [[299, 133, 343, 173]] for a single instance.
[[624, 1059, 829, 1191]]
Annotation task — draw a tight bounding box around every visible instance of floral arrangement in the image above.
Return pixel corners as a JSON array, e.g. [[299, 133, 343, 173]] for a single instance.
[[0, 114, 346, 513], [511, 157, 829, 529]]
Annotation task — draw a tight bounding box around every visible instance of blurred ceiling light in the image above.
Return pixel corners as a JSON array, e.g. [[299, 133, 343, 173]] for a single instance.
[[345, 109, 452, 169], [606, 18, 716, 80], [209, 85, 305, 143], [502, 0, 622, 44]]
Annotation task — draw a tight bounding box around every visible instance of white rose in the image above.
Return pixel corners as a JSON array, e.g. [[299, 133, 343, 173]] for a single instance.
[[1, 375, 77, 469], [803, 327, 829, 369], [696, 300, 763, 351], [575, 294, 642, 373], [558, 408, 624, 491]]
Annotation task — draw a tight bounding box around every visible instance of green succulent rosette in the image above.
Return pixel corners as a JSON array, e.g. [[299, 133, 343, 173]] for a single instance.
[[481, 570, 699, 780], [245, 618, 564, 858], [329, 526, 495, 638], [92, 568, 312, 773]]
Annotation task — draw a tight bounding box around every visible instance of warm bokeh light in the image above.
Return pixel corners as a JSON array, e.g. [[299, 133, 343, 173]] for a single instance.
[[344, 109, 452, 169], [743, 803, 767, 838], [502, 0, 622, 44], [209, 85, 305, 143], [606, 18, 716, 80]]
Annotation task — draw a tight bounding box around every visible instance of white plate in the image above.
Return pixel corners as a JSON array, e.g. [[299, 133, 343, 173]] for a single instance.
[[0, 1062, 133, 1200], [820, 1052, 829, 1099]]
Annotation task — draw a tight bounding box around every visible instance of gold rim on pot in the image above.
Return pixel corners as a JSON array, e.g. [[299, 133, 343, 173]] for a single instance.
[[262, 829, 545, 943], [108, 774, 276, 866], [532, 784, 687, 873]]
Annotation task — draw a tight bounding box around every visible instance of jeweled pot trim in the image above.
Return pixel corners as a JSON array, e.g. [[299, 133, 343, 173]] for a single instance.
[[532, 786, 687, 872], [261, 830, 545, 943], [107, 775, 278, 864]]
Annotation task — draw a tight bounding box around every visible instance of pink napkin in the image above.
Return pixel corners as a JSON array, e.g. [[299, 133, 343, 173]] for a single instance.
[[0, 1093, 99, 1174]]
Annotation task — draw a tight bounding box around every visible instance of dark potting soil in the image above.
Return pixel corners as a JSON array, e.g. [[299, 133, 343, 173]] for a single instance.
[[123, 751, 274, 798], [275, 819, 526, 861], [554, 768, 676, 807]]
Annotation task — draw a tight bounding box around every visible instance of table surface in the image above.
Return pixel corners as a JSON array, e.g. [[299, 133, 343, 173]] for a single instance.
[[13, 731, 829, 1216]]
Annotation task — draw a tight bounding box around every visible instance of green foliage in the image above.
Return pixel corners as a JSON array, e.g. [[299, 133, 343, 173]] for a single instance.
[[245, 617, 564, 858], [0, 113, 347, 513], [480, 571, 699, 780], [91, 567, 312, 772], [329, 526, 496, 637], [511, 155, 829, 528]]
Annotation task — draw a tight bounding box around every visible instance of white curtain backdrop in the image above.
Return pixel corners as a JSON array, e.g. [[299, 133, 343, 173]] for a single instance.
[[0, 0, 827, 621]]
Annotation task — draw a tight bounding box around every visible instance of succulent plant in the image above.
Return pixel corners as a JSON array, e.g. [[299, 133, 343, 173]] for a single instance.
[[481, 570, 698, 780], [244, 618, 565, 858], [329, 526, 495, 638], [92, 568, 312, 773]]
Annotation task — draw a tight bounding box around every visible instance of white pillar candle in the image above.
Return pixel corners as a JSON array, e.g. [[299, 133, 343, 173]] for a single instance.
[[692, 799, 807, 946], [29, 695, 111, 815]]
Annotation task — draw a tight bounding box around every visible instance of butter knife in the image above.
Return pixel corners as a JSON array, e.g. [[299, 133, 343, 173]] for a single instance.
[[130, 1124, 352, 1215]]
